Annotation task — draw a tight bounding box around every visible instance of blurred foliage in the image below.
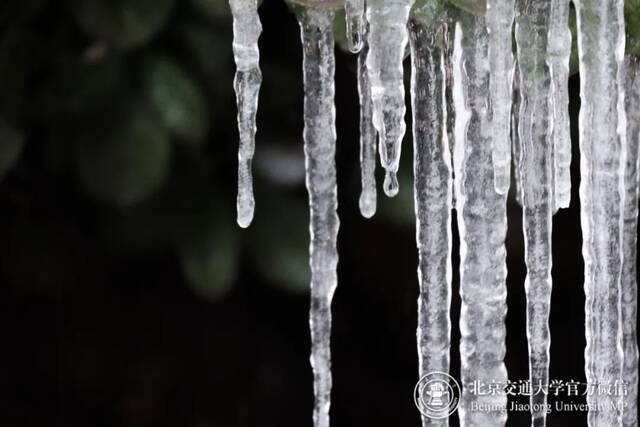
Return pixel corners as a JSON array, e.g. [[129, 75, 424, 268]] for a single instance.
[[0, 0, 638, 303], [75, 106, 172, 206], [70, 0, 174, 49], [142, 56, 209, 144]]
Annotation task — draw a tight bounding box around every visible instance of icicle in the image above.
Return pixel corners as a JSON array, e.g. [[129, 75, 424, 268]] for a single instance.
[[621, 55, 639, 427], [408, 18, 452, 427], [511, 63, 522, 205], [358, 33, 378, 218], [574, 0, 626, 425], [230, 0, 262, 228], [345, 0, 365, 53], [365, 0, 415, 197], [548, 0, 572, 211], [452, 17, 509, 426], [297, 8, 340, 427], [514, 2, 554, 425], [444, 21, 457, 208], [486, 0, 515, 195]]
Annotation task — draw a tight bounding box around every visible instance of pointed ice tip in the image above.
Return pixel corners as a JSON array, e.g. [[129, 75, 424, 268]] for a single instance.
[[383, 172, 399, 197]]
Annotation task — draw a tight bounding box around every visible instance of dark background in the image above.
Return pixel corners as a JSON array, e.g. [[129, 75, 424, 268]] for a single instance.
[[0, 0, 635, 426]]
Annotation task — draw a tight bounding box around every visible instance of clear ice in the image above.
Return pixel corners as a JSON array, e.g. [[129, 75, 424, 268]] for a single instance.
[[514, 1, 554, 425], [365, 0, 415, 197], [358, 32, 378, 218], [345, 0, 366, 53], [230, 0, 263, 228], [452, 16, 509, 426], [622, 56, 639, 427], [574, 0, 626, 424], [297, 8, 340, 427], [486, 0, 515, 195], [408, 17, 452, 427], [548, 0, 572, 210]]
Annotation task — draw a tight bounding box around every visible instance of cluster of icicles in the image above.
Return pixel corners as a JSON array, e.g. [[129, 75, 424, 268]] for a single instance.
[[229, 0, 639, 425]]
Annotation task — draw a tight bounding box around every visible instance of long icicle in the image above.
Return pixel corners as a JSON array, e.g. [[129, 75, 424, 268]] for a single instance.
[[297, 8, 340, 427], [514, 1, 554, 425], [358, 30, 378, 218], [574, 0, 626, 425], [621, 55, 639, 427], [452, 16, 509, 426], [548, 0, 572, 210], [487, 0, 515, 195], [366, 0, 415, 197], [230, 0, 263, 228], [345, 0, 366, 52], [408, 18, 452, 427]]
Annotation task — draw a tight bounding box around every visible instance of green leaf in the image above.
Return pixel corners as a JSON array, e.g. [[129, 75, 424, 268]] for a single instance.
[[143, 56, 209, 145], [411, 0, 446, 23], [0, 118, 25, 181], [71, 0, 174, 49], [626, 0, 640, 57], [75, 106, 172, 206], [448, 0, 486, 16]]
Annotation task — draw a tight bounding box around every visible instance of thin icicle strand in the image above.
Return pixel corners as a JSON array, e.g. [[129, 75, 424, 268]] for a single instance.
[[574, 0, 626, 425], [511, 63, 523, 205], [358, 32, 378, 218], [230, 0, 262, 228], [515, 1, 554, 425], [408, 19, 452, 427], [622, 56, 639, 427], [548, 0, 572, 210], [297, 8, 340, 427], [452, 17, 509, 426], [366, 0, 415, 197], [487, 0, 515, 195], [345, 0, 365, 53]]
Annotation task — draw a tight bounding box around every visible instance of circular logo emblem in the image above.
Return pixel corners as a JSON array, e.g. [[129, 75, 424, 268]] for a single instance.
[[414, 372, 461, 419]]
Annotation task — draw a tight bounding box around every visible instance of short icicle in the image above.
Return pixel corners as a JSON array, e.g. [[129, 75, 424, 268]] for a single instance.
[[345, 0, 366, 52], [622, 55, 639, 427], [486, 0, 515, 195], [452, 15, 509, 426], [230, 0, 263, 228], [296, 8, 340, 427], [408, 16, 452, 427], [358, 31, 378, 218], [514, 1, 554, 425], [366, 0, 415, 197], [574, 0, 626, 425], [548, 0, 572, 210]]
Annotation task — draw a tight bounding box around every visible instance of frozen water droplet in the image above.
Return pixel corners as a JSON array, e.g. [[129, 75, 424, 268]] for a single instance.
[[383, 171, 399, 197]]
